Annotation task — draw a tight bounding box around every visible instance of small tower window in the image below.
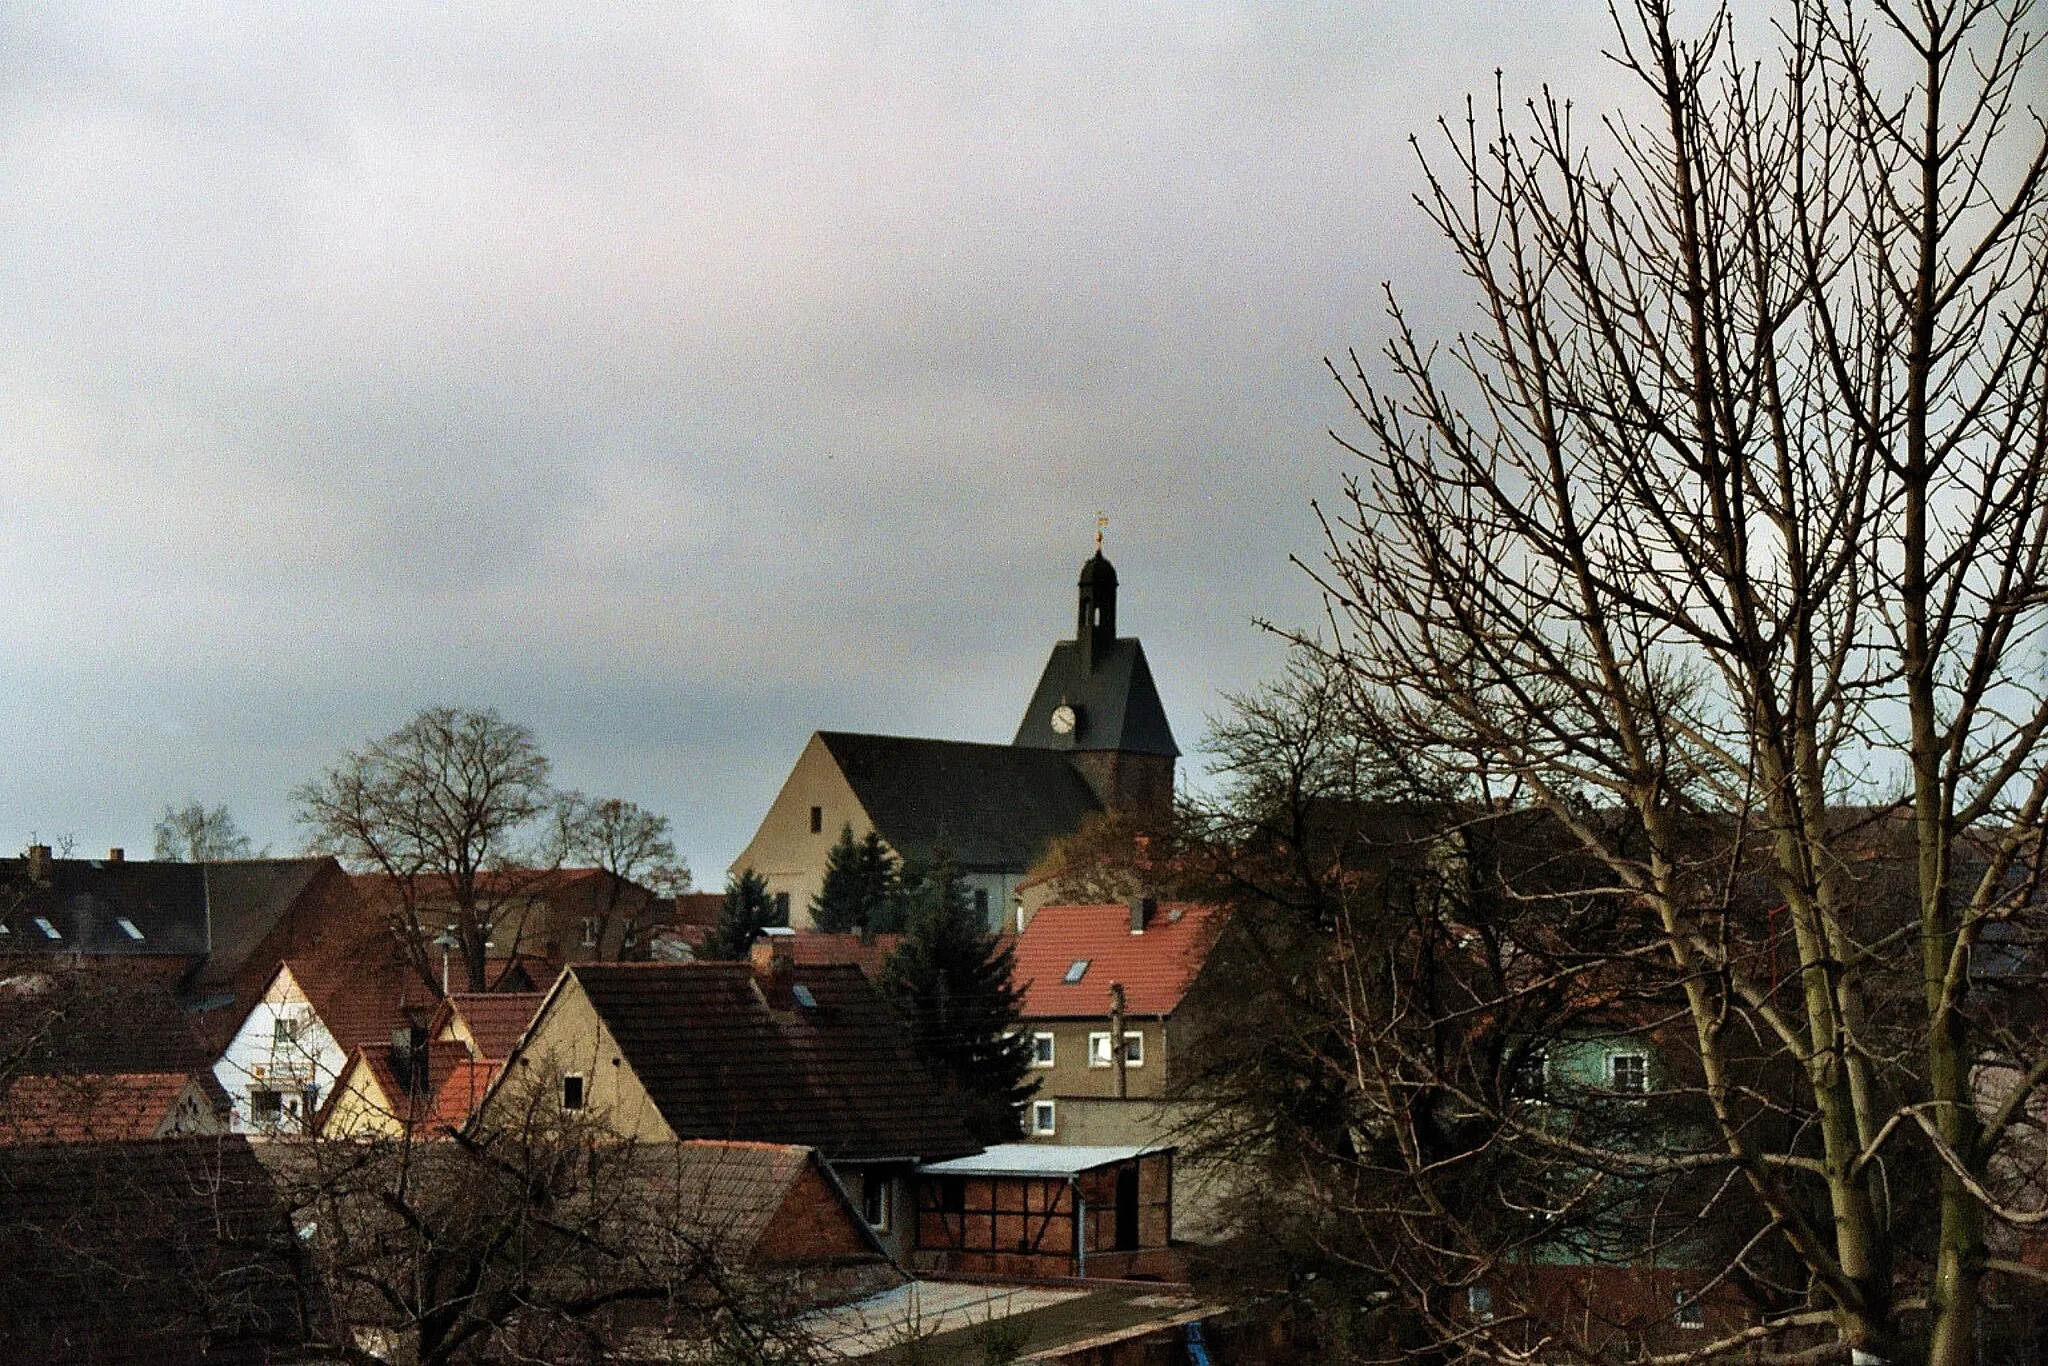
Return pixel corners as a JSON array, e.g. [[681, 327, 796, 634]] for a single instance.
[[562, 1075, 586, 1110], [809, 806, 822, 833]]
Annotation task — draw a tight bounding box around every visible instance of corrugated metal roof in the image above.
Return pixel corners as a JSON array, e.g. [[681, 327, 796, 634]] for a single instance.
[[919, 1143, 1166, 1177]]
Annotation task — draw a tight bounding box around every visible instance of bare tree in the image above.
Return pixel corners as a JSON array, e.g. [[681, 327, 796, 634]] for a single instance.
[[1239, 2, 2048, 1363], [295, 708, 556, 994], [275, 1072, 827, 1365], [554, 793, 692, 960], [152, 799, 255, 862]]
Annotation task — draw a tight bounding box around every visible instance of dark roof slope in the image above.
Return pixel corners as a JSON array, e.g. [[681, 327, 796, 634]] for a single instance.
[[1013, 638, 1180, 757], [818, 732, 1103, 873], [0, 858, 207, 956], [0, 1136, 308, 1364], [0, 962, 216, 1078], [192, 857, 338, 989], [566, 962, 978, 1163]]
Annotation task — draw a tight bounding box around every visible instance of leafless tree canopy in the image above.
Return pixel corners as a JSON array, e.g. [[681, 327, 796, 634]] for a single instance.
[[295, 707, 557, 993], [1216, 1, 2048, 1362], [554, 792, 692, 959], [152, 799, 256, 862]]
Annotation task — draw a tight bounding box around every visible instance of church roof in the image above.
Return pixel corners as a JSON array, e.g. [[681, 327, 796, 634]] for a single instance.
[[817, 732, 1104, 873], [1013, 637, 1180, 757]]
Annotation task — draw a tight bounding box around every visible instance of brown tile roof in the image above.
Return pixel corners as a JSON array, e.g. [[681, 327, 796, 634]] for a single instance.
[[557, 962, 978, 1163], [787, 931, 905, 980], [0, 1074, 203, 1143], [0, 961, 216, 1078], [434, 992, 545, 1060], [1014, 901, 1224, 1018], [673, 892, 725, 927], [0, 1136, 307, 1364]]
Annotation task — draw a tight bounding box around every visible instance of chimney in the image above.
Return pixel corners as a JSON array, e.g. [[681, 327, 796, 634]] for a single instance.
[[1129, 896, 1156, 935], [750, 926, 797, 1007], [107, 848, 124, 863], [26, 844, 51, 883]]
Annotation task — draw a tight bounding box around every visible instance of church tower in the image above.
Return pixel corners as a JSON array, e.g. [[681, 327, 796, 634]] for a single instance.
[[1014, 547, 1179, 823]]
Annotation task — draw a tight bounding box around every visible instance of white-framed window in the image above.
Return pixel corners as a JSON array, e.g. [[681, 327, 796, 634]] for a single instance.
[[1674, 1291, 1705, 1330], [562, 1074, 586, 1110], [1032, 1032, 1056, 1067], [1609, 1052, 1649, 1095], [1088, 1031, 1144, 1067], [1467, 1284, 1493, 1321], [1031, 1100, 1057, 1135], [862, 1174, 891, 1232], [273, 1013, 304, 1048]]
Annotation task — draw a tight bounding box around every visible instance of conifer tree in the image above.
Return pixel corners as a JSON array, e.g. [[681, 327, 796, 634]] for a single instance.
[[702, 868, 783, 960], [879, 853, 1036, 1143], [809, 825, 903, 933]]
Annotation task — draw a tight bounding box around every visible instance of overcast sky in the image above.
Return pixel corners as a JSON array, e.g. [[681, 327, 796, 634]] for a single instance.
[[0, 2, 1642, 880]]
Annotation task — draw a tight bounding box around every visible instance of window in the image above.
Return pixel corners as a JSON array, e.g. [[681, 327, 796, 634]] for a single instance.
[[562, 1074, 586, 1110], [1031, 1100, 1057, 1135], [1509, 1047, 1548, 1101], [33, 916, 59, 940], [250, 1089, 283, 1127], [809, 805, 823, 834], [1467, 1284, 1493, 1321], [1089, 1032, 1143, 1067], [1609, 1052, 1650, 1095], [1032, 1032, 1056, 1067], [773, 892, 790, 923], [273, 1015, 302, 1048], [580, 917, 600, 948], [1062, 959, 1090, 984], [973, 887, 989, 921], [115, 916, 145, 941], [791, 983, 818, 1009], [862, 1174, 891, 1231], [1674, 1292, 1705, 1330]]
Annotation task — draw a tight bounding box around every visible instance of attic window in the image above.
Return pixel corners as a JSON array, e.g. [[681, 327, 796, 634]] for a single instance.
[[791, 984, 818, 1010], [1062, 959, 1090, 984], [116, 917, 144, 941], [33, 917, 60, 940]]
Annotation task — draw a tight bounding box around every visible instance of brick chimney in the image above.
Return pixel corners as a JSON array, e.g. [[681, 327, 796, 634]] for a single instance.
[[750, 926, 797, 1008], [26, 844, 51, 883], [1128, 896, 1156, 935], [107, 848, 124, 863]]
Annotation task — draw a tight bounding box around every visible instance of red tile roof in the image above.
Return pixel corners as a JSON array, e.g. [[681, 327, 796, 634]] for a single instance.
[[426, 1058, 500, 1133], [433, 992, 545, 1061], [0, 1073, 201, 1143], [1013, 902, 1225, 1018]]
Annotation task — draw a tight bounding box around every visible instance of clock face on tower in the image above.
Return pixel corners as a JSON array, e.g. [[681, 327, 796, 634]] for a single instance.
[[1050, 704, 1077, 736]]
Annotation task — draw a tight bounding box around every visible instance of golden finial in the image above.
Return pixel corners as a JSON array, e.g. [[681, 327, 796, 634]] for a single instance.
[[1095, 510, 1108, 553]]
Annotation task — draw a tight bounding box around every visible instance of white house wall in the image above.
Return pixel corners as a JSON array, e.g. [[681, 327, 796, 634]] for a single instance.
[[213, 964, 350, 1134]]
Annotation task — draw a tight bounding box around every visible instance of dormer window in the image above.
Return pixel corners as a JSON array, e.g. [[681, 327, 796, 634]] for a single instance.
[[1062, 959, 1090, 984], [116, 917, 144, 941], [33, 917, 60, 940]]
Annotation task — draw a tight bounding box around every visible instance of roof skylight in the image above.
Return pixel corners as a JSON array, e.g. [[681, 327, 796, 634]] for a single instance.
[[791, 984, 818, 1009], [116, 917, 145, 941], [1063, 959, 1090, 984], [33, 917, 61, 940]]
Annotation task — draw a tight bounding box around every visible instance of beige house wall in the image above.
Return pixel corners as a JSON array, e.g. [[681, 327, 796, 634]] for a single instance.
[[728, 734, 878, 930], [321, 1060, 403, 1140], [1021, 1018, 1169, 1101], [1024, 1096, 1232, 1242], [486, 975, 676, 1143]]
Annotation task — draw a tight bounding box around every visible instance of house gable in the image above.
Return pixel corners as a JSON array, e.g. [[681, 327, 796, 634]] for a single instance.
[[483, 968, 677, 1143], [728, 733, 878, 926]]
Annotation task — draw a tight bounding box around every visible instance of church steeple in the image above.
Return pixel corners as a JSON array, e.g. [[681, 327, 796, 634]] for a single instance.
[[1077, 551, 1118, 671]]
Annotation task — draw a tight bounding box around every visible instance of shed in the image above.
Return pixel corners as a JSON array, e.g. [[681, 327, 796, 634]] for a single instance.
[[913, 1144, 1175, 1281]]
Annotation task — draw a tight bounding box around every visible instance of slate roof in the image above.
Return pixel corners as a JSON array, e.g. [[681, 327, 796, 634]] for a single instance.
[[553, 962, 978, 1163], [0, 1136, 307, 1364], [0, 857, 208, 956], [434, 992, 545, 1060], [1013, 902, 1225, 1018], [817, 732, 1104, 873], [1013, 638, 1180, 757]]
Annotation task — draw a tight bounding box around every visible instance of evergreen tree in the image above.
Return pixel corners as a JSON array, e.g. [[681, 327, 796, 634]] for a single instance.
[[879, 853, 1036, 1143], [702, 868, 783, 961], [809, 825, 904, 933]]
